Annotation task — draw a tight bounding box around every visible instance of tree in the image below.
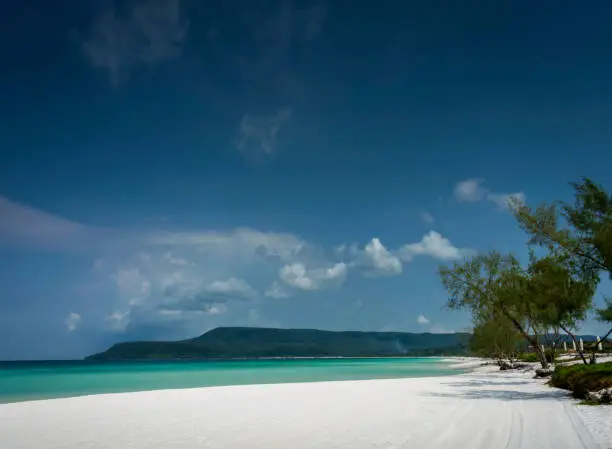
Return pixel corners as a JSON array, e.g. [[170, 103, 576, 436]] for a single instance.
[[439, 249, 597, 368], [513, 178, 612, 359], [525, 254, 597, 364], [470, 315, 522, 362], [438, 251, 551, 368]]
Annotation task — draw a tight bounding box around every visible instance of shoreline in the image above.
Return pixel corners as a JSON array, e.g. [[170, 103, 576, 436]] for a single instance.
[[3, 357, 610, 448], [0, 356, 466, 405], [1, 355, 468, 364]]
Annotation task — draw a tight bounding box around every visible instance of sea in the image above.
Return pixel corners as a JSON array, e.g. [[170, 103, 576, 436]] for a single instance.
[[0, 357, 463, 404]]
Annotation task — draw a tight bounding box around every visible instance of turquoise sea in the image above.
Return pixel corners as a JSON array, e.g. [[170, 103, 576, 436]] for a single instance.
[[0, 357, 462, 404]]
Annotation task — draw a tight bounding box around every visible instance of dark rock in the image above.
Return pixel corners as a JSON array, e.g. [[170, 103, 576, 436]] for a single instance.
[[498, 360, 530, 371], [512, 363, 529, 370], [498, 360, 514, 370]]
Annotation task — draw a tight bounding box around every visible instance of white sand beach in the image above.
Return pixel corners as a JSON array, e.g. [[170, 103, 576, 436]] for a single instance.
[[1, 360, 611, 449]]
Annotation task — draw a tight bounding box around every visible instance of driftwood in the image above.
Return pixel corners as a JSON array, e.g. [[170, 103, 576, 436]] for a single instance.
[[534, 368, 554, 378], [585, 388, 612, 404]]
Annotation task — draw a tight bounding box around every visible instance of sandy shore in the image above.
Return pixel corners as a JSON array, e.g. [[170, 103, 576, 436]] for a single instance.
[[1, 359, 610, 449]]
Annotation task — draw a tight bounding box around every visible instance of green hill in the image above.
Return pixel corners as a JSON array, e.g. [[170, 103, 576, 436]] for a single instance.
[[86, 327, 472, 360]]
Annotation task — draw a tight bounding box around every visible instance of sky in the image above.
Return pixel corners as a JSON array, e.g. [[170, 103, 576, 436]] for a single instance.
[[1, 0, 612, 360]]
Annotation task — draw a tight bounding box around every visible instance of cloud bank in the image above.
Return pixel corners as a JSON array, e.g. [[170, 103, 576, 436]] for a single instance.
[[0, 194, 473, 341]]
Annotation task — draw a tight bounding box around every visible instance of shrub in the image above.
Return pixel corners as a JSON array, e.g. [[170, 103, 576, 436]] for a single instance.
[[550, 362, 612, 399], [517, 349, 556, 363], [518, 353, 539, 363]]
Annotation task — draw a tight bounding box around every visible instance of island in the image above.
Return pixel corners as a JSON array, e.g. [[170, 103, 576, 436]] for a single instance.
[[86, 326, 471, 360]]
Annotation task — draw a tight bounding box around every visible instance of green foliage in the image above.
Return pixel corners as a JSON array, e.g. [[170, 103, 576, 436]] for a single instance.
[[514, 177, 611, 281], [550, 362, 612, 399], [544, 348, 556, 364], [516, 349, 556, 364], [469, 315, 521, 360], [438, 252, 531, 336], [596, 298, 612, 323], [439, 251, 553, 366], [86, 327, 472, 360], [438, 249, 595, 368], [517, 353, 539, 363], [525, 254, 597, 331]]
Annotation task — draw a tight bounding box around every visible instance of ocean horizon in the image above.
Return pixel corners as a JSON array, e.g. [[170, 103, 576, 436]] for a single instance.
[[0, 357, 463, 404]]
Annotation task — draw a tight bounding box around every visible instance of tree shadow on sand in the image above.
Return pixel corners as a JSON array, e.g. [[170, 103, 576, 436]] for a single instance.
[[425, 379, 570, 401], [426, 389, 568, 401], [443, 379, 532, 388]]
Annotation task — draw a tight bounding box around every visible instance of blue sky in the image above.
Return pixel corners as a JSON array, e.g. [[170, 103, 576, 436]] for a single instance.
[[1, 0, 612, 360]]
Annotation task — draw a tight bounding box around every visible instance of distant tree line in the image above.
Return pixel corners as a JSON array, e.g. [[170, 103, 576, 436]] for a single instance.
[[87, 327, 472, 360]]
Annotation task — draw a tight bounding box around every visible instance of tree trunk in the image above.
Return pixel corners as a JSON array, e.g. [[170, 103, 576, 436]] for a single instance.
[[582, 327, 611, 364], [534, 341, 549, 369], [589, 351, 597, 365], [499, 308, 548, 368], [559, 324, 588, 365]]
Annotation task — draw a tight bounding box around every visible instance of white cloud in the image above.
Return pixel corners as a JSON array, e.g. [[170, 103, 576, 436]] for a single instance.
[[113, 267, 151, 298], [279, 262, 347, 291], [146, 228, 304, 262], [65, 313, 81, 332], [356, 238, 402, 277], [421, 211, 435, 223], [321, 262, 348, 280], [348, 233, 471, 277], [158, 302, 228, 317], [204, 304, 227, 315], [398, 231, 472, 262], [162, 252, 189, 265], [265, 281, 291, 299], [157, 308, 183, 317], [453, 178, 487, 202], [417, 314, 429, 325], [207, 277, 256, 299], [429, 323, 454, 334], [81, 0, 189, 84], [453, 178, 526, 213], [157, 276, 257, 318], [1, 194, 476, 340], [279, 263, 314, 290], [107, 310, 131, 332], [236, 108, 292, 156], [486, 192, 526, 211]]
